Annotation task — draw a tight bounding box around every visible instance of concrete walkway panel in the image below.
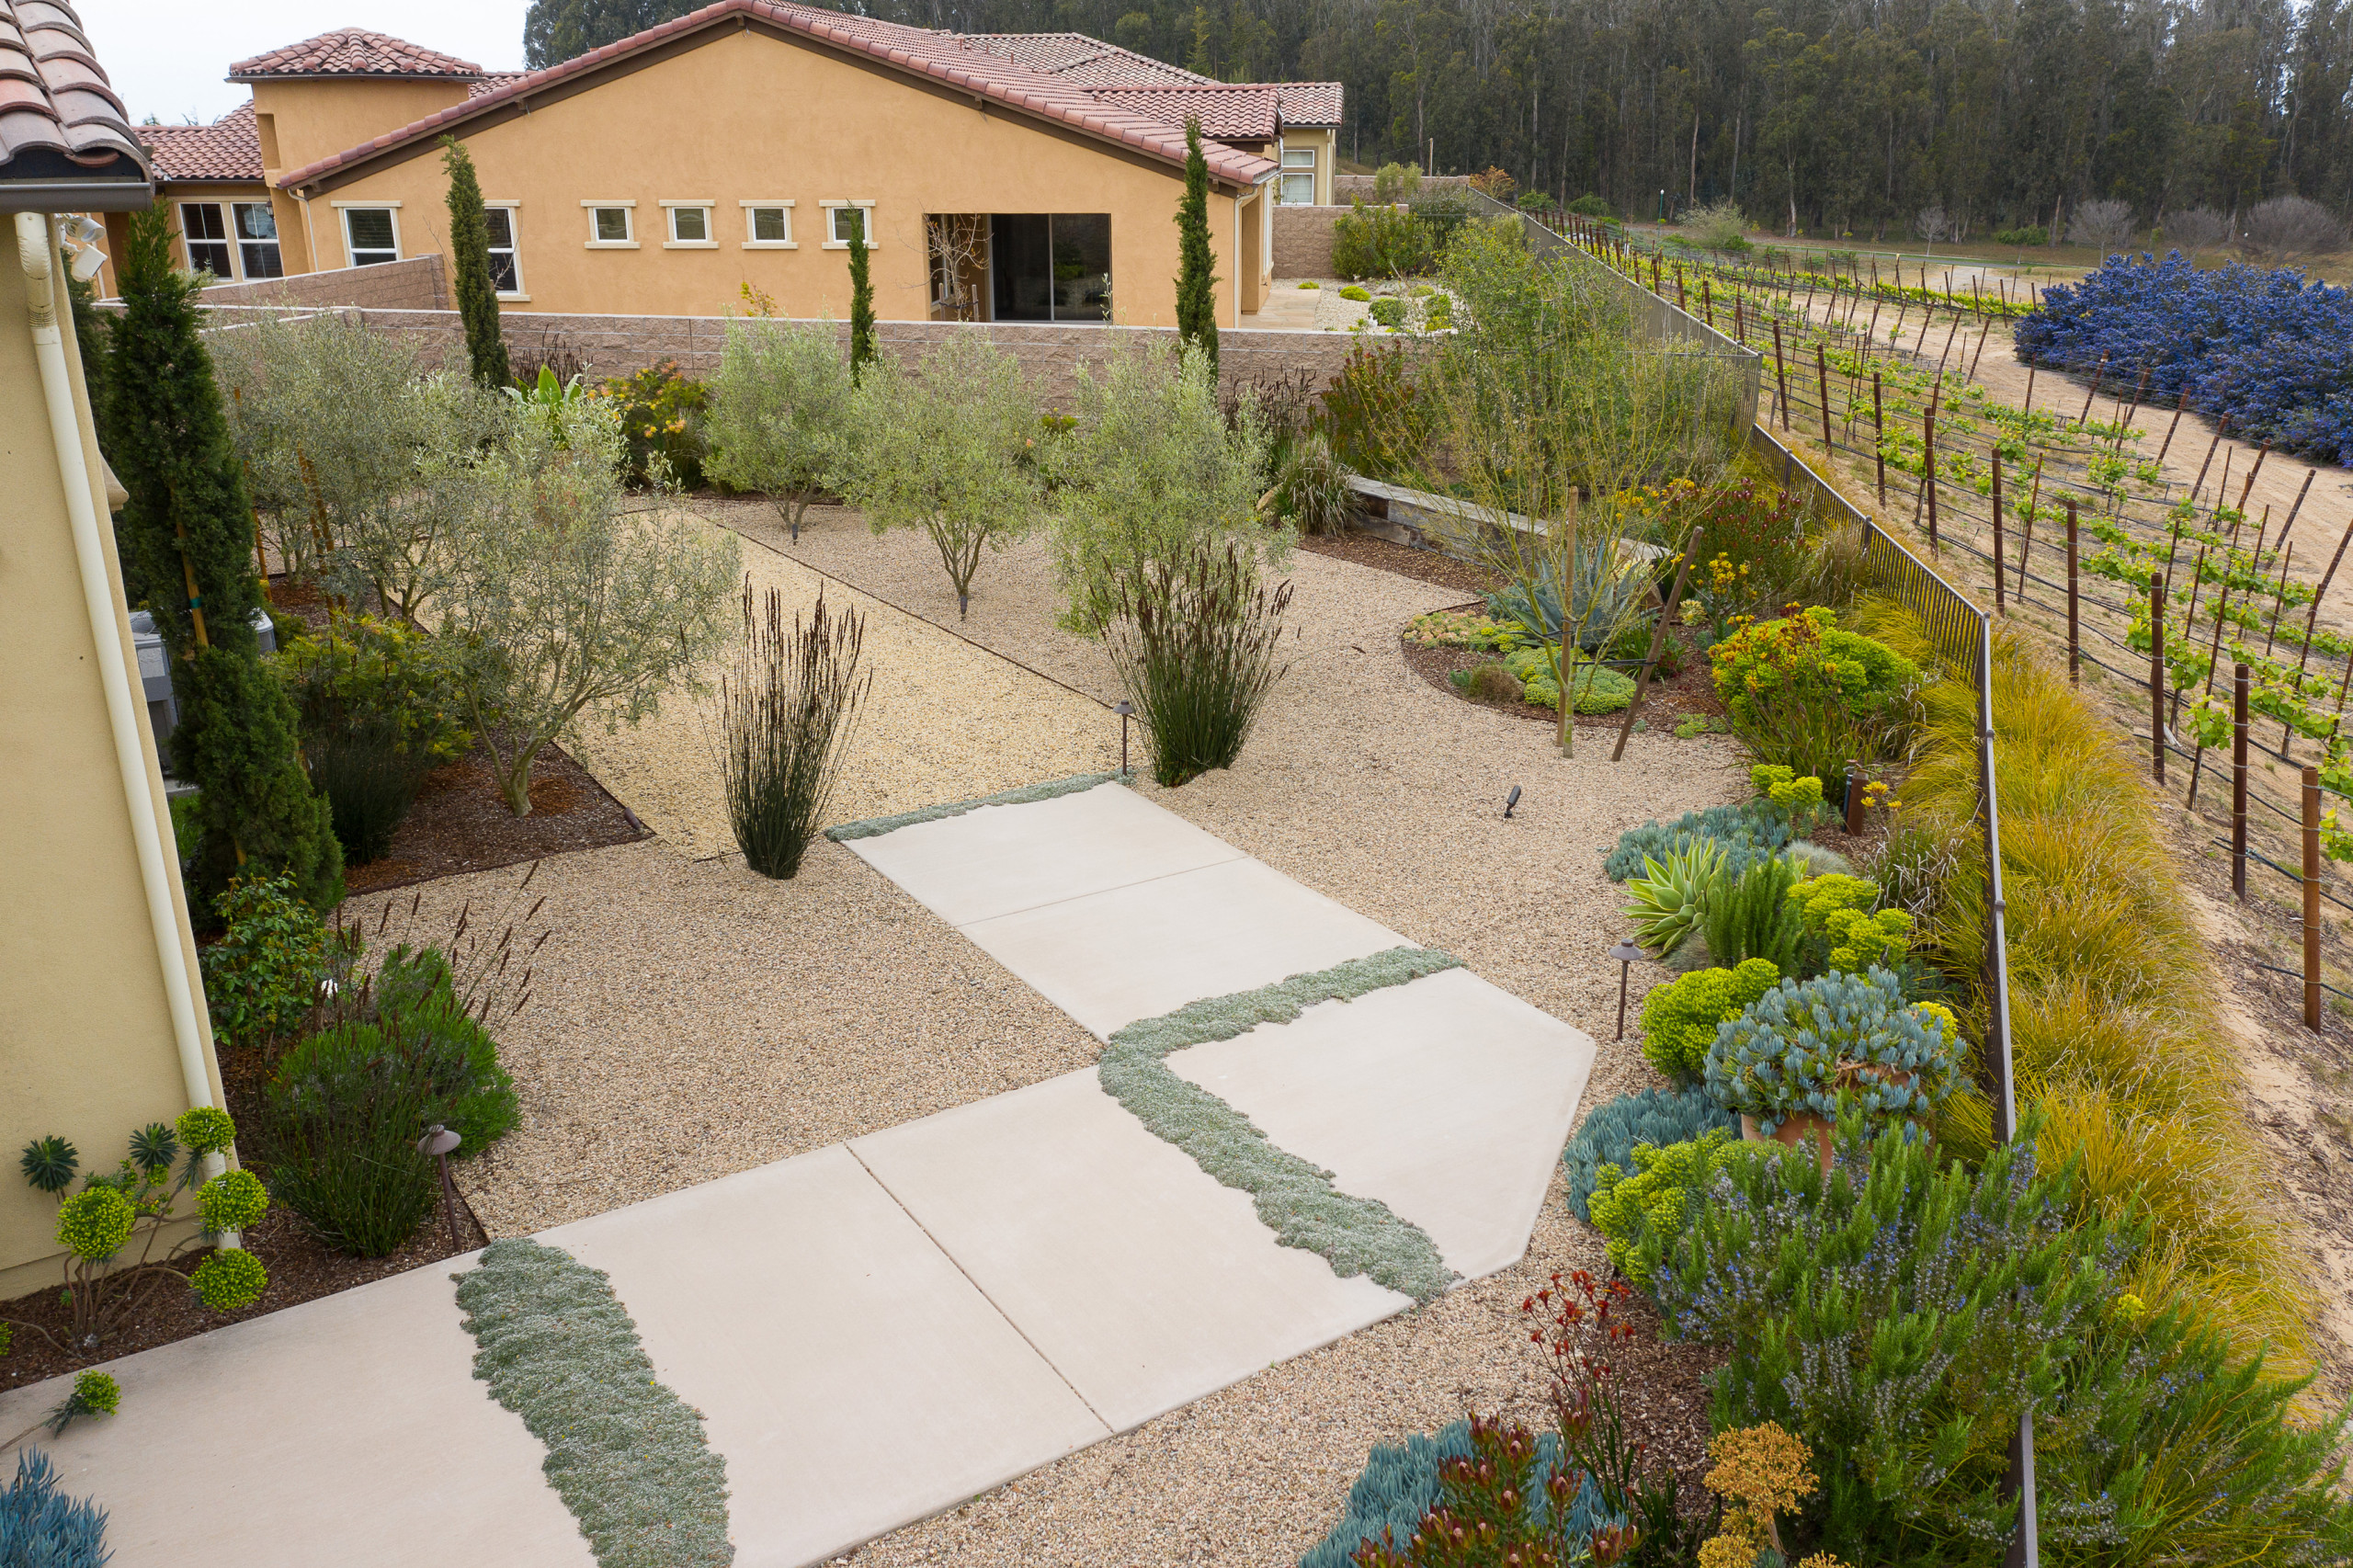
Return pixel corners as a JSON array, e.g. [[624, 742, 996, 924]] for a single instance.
[[843, 782, 1242, 927], [850, 1071, 1407, 1433], [0, 1257, 592, 1568], [958, 857, 1411, 1038], [1166, 967, 1597, 1279], [542, 1144, 1108, 1567]]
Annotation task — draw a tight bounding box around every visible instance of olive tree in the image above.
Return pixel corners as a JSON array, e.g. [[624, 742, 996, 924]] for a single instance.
[[1046, 342, 1278, 634], [439, 397, 742, 814], [702, 317, 854, 543], [838, 335, 1040, 619]]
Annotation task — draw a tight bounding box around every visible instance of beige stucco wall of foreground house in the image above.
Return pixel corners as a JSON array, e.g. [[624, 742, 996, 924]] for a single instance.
[[291, 27, 1261, 328], [0, 226, 226, 1303]]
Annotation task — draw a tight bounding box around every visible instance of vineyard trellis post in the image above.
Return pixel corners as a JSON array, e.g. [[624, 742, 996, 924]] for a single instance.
[[2234, 665, 2250, 900], [1873, 371, 1886, 506], [1816, 343, 1832, 450], [1924, 390, 1939, 550], [1992, 451, 2006, 615], [1613, 528, 1699, 763], [2304, 766, 2324, 1030], [1771, 318, 1790, 427], [2066, 500, 2080, 682], [2150, 576, 2168, 785]]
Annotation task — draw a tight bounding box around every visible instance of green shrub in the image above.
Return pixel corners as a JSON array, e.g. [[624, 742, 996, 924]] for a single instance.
[[1638, 958, 1782, 1083], [1317, 340, 1431, 479], [1704, 968, 1960, 1137], [1502, 645, 1636, 710], [722, 585, 871, 880], [188, 1245, 267, 1311], [196, 1167, 268, 1233], [276, 614, 471, 766], [0, 1449, 113, 1563], [595, 360, 709, 488], [1589, 1130, 1744, 1284], [1368, 296, 1407, 329], [1462, 663, 1522, 703], [1700, 854, 1803, 971], [1268, 431, 1356, 537], [1560, 1085, 1738, 1220], [1995, 225, 2049, 246], [1748, 764, 1828, 834], [1566, 193, 1615, 220], [1623, 840, 1726, 960], [54, 1187, 134, 1260], [1735, 677, 1901, 783], [1788, 872, 1914, 974], [261, 1040, 441, 1256], [1709, 607, 1919, 731], [1298, 279, 1320, 290], [200, 873, 327, 1049], [1660, 1116, 2353, 1566], [277, 994, 518, 1155], [1604, 803, 1792, 882], [1106, 542, 1293, 788], [1331, 202, 1437, 279], [1337, 283, 1372, 301]]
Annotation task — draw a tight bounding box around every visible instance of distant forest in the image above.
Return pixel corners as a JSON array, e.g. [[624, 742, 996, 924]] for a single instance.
[[524, 0, 2353, 239]]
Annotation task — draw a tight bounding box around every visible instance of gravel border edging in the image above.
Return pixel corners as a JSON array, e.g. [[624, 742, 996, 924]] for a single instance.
[[454, 1239, 733, 1568], [824, 771, 1127, 842], [1099, 946, 1464, 1304]]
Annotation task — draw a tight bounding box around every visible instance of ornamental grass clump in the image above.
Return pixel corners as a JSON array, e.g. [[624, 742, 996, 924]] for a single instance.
[[5, 1110, 265, 1352], [1704, 968, 1960, 1139], [1105, 542, 1293, 788], [719, 583, 871, 879]]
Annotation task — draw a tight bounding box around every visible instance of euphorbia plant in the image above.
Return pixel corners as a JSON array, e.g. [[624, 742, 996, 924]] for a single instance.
[[8, 1108, 269, 1352]]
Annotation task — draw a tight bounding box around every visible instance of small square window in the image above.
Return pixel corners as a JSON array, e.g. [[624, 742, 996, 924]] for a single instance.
[[343, 207, 398, 267], [1281, 173, 1314, 206], [830, 205, 869, 245], [751, 206, 790, 243], [1281, 147, 1316, 168], [234, 200, 284, 278], [670, 205, 708, 243], [180, 202, 232, 277], [594, 206, 631, 243]]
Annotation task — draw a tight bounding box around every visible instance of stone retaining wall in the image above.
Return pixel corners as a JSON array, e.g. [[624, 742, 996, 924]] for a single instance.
[[197, 254, 449, 312], [1272, 205, 1342, 278]]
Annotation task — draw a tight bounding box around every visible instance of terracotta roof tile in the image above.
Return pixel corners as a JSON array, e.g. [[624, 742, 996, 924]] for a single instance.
[[962, 33, 1215, 87], [1088, 85, 1278, 141], [140, 98, 260, 182], [0, 0, 148, 203], [278, 0, 1279, 191], [229, 28, 483, 81], [1274, 81, 1343, 126]]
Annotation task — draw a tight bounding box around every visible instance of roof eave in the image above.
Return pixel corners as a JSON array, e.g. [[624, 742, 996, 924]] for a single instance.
[[0, 171, 154, 212], [226, 72, 482, 85]]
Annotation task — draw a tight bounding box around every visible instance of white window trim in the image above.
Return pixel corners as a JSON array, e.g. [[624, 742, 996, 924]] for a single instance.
[[331, 199, 403, 267], [659, 199, 719, 249], [483, 199, 527, 300], [740, 199, 798, 249], [179, 200, 237, 279], [232, 199, 285, 280], [819, 199, 878, 249], [582, 199, 640, 249]]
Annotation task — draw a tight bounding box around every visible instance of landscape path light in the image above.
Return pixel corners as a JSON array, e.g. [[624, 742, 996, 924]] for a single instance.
[[1113, 699, 1134, 778], [1502, 784, 1521, 819], [1608, 938, 1644, 1040], [418, 1124, 464, 1252]]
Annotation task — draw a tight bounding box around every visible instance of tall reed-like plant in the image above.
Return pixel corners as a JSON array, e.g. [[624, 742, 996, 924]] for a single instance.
[[721, 583, 871, 878], [1105, 543, 1292, 787]]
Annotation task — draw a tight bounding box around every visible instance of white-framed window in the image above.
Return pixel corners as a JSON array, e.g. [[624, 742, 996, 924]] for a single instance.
[[820, 200, 876, 248], [1280, 145, 1316, 206], [483, 203, 523, 296], [660, 200, 717, 249], [233, 200, 283, 278], [178, 202, 232, 276], [335, 202, 401, 267], [582, 200, 638, 248], [741, 200, 797, 248]]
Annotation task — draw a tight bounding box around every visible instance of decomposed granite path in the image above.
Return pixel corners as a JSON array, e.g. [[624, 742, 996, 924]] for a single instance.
[[0, 780, 1595, 1568]]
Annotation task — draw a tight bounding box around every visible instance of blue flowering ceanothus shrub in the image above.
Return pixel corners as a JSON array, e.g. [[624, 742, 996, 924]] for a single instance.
[[1702, 968, 1958, 1135], [2017, 252, 2353, 466]]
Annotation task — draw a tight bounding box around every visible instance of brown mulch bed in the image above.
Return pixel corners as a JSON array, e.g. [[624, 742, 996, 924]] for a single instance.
[[1402, 626, 1730, 732], [1299, 528, 1504, 597], [342, 740, 648, 895]]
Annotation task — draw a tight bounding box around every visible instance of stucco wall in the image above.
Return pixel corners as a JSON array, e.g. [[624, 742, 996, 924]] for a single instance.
[[0, 227, 227, 1303], [294, 27, 1249, 328], [224, 304, 1374, 405], [199, 253, 449, 311], [1273, 205, 1340, 278]]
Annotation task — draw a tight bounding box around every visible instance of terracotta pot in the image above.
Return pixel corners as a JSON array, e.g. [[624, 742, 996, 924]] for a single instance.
[[1741, 1110, 1833, 1174]]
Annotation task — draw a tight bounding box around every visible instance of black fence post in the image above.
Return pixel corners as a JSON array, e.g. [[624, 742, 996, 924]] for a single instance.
[[2150, 576, 2167, 785], [2065, 500, 2080, 683], [2233, 665, 2249, 900], [2305, 766, 2324, 1031], [1992, 451, 2006, 615]]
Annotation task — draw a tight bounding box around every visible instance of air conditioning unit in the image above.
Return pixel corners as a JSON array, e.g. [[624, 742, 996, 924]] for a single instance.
[[130, 608, 278, 778]]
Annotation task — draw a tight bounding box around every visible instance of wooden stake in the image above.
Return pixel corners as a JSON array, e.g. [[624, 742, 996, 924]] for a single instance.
[[1924, 388, 1940, 550], [1816, 342, 1833, 450], [1772, 317, 1790, 426], [2233, 665, 2249, 898], [1992, 450, 2006, 613], [2156, 392, 2186, 464], [2077, 351, 2109, 427], [2304, 765, 2324, 1030], [2237, 441, 2271, 513], [2066, 499, 2080, 681], [1614, 529, 1699, 763], [1873, 370, 1886, 506], [2275, 468, 2317, 553], [2150, 575, 2168, 783]]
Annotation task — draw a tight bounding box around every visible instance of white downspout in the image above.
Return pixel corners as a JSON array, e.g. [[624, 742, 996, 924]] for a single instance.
[[15, 213, 223, 1155], [1231, 189, 1241, 329]]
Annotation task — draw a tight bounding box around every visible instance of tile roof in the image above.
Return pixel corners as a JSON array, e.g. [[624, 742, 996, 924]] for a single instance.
[[1089, 85, 1278, 141], [139, 98, 260, 182], [471, 71, 528, 97], [1273, 81, 1343, 126], [961, 33, 1215, 87], [0, 0, 147, 205], [229, 28, 483, 81], [278, 0, 1281, 191]]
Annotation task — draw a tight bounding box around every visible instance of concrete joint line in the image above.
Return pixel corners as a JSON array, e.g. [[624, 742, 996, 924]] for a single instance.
[[825, 770, 1131, 843], [947, 846, 1251, 931], [1097, 947, 1466, 1303], [844, 1142, 1116, 1437]]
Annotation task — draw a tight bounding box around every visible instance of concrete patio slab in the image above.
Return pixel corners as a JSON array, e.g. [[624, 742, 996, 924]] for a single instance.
[[1167, 966, 1597, 1279], [0, 1256, 592, 1568], [959, 856, 1412, 1038], [543, 1143, 1108, 1567], [850, 1070, 1408, 1434], [842, 782, 1241, 927]]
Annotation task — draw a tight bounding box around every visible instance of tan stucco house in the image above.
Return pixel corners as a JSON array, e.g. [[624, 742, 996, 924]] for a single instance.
[[2, 0, 233, 1301], [116, 3, 1343, 327]]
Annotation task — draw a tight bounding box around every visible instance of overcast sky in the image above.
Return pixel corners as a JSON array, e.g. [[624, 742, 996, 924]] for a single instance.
[[81, 0, 531, 126]]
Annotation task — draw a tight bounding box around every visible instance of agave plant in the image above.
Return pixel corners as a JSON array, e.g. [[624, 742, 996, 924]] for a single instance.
[[1624, 839, 1726, 957]]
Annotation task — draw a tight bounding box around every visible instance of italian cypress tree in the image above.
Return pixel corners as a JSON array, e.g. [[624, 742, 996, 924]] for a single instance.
[[441, 136, 513, 390], [847, 222, 877, 385], [106, 206, 343, 915], [1174, 119, 1220, 375]]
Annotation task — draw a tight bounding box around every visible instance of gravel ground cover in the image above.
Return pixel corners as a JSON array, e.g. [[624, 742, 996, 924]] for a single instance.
[[699, 497, 1750, 1568], [561, 509, 1116, 858]]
